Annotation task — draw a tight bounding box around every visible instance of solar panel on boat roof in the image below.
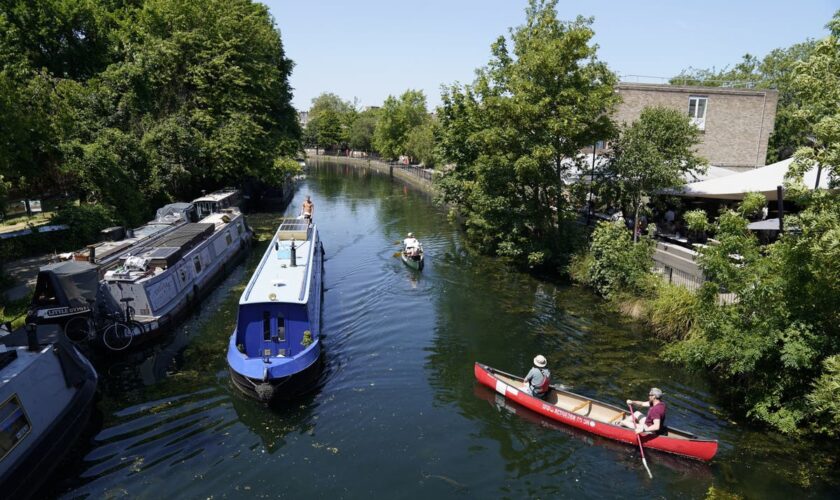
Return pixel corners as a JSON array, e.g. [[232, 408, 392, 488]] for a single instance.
[[278, 219, 308, 232]]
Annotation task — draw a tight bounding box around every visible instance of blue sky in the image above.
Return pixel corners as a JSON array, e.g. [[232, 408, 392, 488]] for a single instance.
[[265, 0, 839, 111]]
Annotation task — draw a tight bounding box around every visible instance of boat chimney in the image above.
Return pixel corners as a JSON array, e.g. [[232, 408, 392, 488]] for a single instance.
[[26, 323, 39, 351], [290, 238, 297, 267], [88, 245, 96, 263]]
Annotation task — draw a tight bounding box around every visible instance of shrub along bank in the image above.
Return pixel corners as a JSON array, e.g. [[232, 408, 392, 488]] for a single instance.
[[571, 192, 840, 438]]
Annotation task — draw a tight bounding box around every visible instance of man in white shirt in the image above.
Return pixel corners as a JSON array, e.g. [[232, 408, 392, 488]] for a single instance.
[[403, 232, 420, 257]]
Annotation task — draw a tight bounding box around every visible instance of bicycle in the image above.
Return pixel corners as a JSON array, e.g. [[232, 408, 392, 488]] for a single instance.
[[63, 298, 143, 351]]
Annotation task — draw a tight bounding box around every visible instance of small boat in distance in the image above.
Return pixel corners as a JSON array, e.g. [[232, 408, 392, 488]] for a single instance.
[[474, 362, 718, 461], [227, 218, 325, 403], [401, 233, 424, 271]]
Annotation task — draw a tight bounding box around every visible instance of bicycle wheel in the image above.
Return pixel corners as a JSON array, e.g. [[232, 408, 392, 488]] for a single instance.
[[103, 322, 133, 351], [64, 316, 93, 343]]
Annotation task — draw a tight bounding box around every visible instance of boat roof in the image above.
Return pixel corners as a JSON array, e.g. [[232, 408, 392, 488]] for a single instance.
[[192, 188, 239, 204], [241, 219, 317, 306]]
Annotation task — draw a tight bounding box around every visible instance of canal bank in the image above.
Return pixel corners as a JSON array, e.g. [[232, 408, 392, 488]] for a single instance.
[[50, 160, 840, 499], [306, 152, 436, 193]]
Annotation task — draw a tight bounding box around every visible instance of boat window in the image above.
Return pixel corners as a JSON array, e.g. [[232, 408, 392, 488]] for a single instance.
[[225, 232, 233, 245], [0, 395, 32, 460], [277, 314, 286, 342], [193, 255, 202, 274], [237, 222, 243, 235], [263, 311, 271, 341]]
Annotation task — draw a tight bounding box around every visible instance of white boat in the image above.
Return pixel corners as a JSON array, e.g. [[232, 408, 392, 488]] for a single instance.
[[100, 192, 252, 347]]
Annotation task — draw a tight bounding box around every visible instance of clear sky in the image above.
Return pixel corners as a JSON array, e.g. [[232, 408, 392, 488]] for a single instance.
[[264, 0, 839, 111]]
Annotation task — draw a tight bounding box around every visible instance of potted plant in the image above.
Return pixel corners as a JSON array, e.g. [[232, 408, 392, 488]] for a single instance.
[[683, 209, 709, 244]]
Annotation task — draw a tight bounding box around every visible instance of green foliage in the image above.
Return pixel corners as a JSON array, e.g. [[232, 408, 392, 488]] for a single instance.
[[51, 203, 117, 249], [578, 221, 654, 298], [683, 209, 710, 232], [307, 93, 356, 151], [603, 106, 705, 215], [787, 11, 840, 189], [738, 192, 767, 219], [373, 89, 428, 160], [301, 329, 313, 347], [349, 107, 380, 152], [0, 0, 301, 222], [665, 192, 840, 436], [404, 118, 439, 167], [807, 355, 840, 436], [437, 0, 618, 268], [645, 283, 698, 340]]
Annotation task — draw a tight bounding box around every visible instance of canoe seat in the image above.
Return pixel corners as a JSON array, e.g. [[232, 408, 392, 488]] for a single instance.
[[609, 411, 626, 424], [571, 400, 592, 415]]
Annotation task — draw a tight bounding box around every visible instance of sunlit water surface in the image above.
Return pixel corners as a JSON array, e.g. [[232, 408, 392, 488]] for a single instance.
[[50, 160, 840, 499]]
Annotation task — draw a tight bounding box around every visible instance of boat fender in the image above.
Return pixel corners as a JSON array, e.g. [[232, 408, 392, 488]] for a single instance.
[[255, 382, 275, 401]]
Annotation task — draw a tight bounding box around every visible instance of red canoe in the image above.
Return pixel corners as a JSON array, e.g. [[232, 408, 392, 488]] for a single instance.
[[474, 362, 718, 462]]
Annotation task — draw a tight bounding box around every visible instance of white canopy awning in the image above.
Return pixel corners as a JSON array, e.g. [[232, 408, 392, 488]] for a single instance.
[[676, 158, 826, 201]]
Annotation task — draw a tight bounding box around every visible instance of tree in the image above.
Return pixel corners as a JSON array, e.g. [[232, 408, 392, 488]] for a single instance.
[[307, 92, 356, 152], [787, 10, 840, 188], [663, 15, 840, 434], [438, 0, 618, 267], [604, 106, 706, 236], [348, 107, 380, 153], [404, 118, 438, 167], [373, 89, 428, 160]]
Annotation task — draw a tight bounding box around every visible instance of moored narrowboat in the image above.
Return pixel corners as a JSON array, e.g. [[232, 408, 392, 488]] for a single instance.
[[227, 218, 324, 403], [0, 325, 98, 498]]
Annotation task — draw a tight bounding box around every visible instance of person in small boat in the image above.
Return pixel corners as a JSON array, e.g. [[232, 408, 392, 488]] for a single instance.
[[523, 355, 551, 399], [403, 232, 420, 257], [302, 195, 314, 222], [623, 387, 667, 434]]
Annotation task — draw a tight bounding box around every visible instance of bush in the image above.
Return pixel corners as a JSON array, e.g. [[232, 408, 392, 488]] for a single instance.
[[581, 221, 654, 298], [51, 203, 117, 249], [645, 283, 699, 340], [683, 209, 709, 232], [738, 192, 767, 219]]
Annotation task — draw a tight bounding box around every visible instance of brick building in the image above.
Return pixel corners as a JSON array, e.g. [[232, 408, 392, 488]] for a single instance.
[[614, 83, 778, 169]]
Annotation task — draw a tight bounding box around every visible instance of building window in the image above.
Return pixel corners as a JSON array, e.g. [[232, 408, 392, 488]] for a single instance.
[[688, 96, 708, 130], [595, 140, 606, 150]]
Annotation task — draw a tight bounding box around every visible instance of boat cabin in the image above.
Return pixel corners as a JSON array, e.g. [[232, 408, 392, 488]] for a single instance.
[[234, 219, 321, 361], [192, 189, 241, 220]]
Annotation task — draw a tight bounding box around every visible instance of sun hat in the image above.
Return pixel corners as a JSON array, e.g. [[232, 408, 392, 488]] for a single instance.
[[649, 387, 664, 399], [533, 355, 547, 368]]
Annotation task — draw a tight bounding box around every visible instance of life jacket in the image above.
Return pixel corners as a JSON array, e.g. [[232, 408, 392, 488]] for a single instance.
[[531, 368, 550, 395]]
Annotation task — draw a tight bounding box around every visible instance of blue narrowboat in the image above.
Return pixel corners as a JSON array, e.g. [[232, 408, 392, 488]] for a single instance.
[[227, 218, 324, 402]]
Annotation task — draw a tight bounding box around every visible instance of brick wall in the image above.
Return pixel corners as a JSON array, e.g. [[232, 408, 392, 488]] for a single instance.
[[615, 83, 778, 169]]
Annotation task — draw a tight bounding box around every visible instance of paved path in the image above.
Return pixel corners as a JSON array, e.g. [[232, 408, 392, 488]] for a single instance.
[[2, 254, 52, 302]]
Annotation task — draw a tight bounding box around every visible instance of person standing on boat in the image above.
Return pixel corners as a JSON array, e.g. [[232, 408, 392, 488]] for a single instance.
[[523, 355, 551, 399], [403, 232, 420, 257], [623, 387, 667, 434], [302, 195, 314, 223]]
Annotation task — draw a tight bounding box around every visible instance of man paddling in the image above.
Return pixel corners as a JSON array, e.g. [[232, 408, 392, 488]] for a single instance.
[[623, 387, 667, 434], [523, 355, 551, 399]]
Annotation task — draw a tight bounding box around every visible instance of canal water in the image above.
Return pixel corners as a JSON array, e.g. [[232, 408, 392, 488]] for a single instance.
[[53, 160, 839, 498]]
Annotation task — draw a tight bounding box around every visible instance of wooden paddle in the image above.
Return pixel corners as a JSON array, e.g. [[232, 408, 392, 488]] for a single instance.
[[628, 402, 653, 479]]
